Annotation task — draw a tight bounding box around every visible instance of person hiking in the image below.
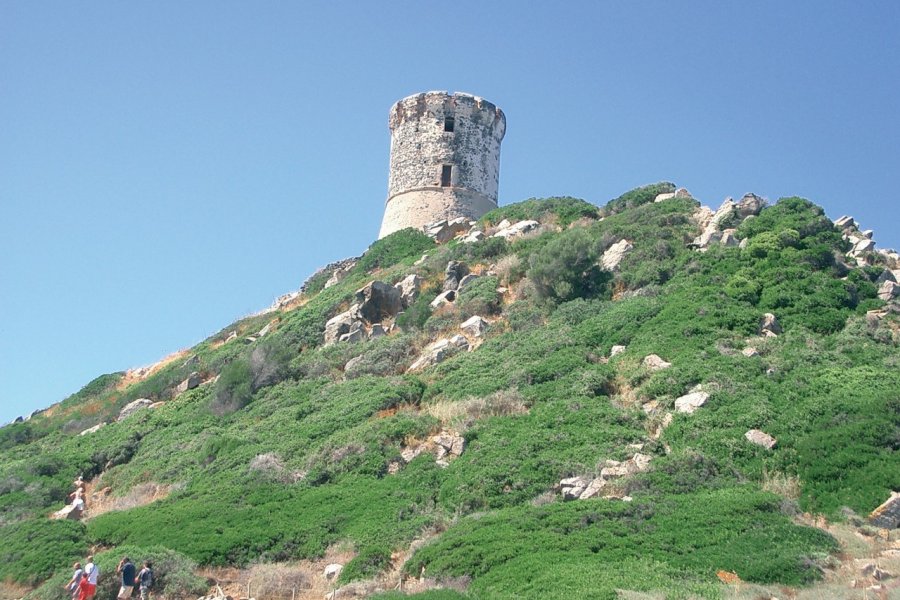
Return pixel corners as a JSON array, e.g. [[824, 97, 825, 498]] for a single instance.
[[135, 561, 154, 600], [64, 562, 83, 600], [78, 555, 99, 600], [116, 556, 136, 600]]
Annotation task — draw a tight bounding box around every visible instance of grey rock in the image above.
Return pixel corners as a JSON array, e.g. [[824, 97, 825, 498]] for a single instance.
[[834, 215, 856, 230], [338, 321, 365, 343], [610, 345, 627, 357], [444, 261, 470, 291], [720, 229, 740, 247], [407, 335, 470, 372], [324, 305, 363, 345], [654, 192, 676, 203], [492, 219, 540, 240], [79, 423, 106, 436], [369, 323, 386, 339], [869, 492, 900, 529], [741, 347, 759, 358]]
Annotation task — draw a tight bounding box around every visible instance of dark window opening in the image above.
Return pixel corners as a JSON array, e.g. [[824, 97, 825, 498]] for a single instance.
[[444, 116, 455, 132], [441, 165, 452, 187]]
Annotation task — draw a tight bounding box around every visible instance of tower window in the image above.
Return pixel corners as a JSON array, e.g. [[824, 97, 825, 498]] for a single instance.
[[441, 165, 452, 187], [443, 116, 455, 132]]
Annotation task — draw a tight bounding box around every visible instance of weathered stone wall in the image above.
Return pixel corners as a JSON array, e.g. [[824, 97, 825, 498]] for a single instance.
[[379, 91, 505, 238]]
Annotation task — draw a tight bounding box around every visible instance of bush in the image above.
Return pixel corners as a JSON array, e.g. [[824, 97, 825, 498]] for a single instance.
[[339, 546, 392, 583], [354, 229, 434, 275], [211, 359, 254, 415], [481, 197, 600, 228], [456, 276, 501, 317], [527, 228, 610, 302], [603, 182, 675, 215], [0, 519, 86, 586]]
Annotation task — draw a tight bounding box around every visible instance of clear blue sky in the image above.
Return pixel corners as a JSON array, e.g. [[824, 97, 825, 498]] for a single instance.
[[2, 2, 899, 424]]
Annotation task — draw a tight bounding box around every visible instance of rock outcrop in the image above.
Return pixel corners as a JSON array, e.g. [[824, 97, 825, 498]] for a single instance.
[[491, 219, 540, 240], [460, 315, 488, 337], [600, 239, 633, 271], [674, 387, 710, 414], [117, 398, 153, 421], [558, 453, 653, 501]]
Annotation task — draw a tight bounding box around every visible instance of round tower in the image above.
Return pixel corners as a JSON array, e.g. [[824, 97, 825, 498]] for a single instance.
[[379, 91, 506, 238]]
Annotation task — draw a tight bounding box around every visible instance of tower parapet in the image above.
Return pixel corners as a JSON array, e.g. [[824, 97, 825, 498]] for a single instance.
[[379, 91, 506, 238]]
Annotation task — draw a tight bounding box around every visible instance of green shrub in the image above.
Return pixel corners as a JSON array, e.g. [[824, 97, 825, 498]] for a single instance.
[[354, 229, 434, 275], [527, 228, 610, 302], [339, 546, 392, 583], [456, 276, 501, 317], [481, 197, 599, 228], [603, 182, 676, 215], [211, 359, 254, 415], [0, 519, 86, 586]]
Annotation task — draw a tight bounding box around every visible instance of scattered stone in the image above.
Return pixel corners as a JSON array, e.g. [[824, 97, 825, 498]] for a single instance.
[[675, 390, 710, 414], [600, 239, 634, 271], [460, 315, 488, 337], [323, 563, 344, 581], [492, 219, 540, 240], [118, 398, 153, 421], [759, 313, 782, 336], [745, 429, 777, 449], [869, 491, 900, 529], [642, 354, 672, 371], [741, 347, 759, 358], [610, 345, 627, 357], [407, 335, 470, 372], [395, 274, 422, 308], [878, 280, 899, 301], [430, 289, 457, 309], [355, 281, 402, 323], [79, 423, 105, 436]]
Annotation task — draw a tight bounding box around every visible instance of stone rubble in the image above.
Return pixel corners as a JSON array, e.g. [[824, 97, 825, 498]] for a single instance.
[[558, 453, 654, 501], [642, 354, 672, 371], [690, 193, 765, 251], [491, 219, 540, 240]]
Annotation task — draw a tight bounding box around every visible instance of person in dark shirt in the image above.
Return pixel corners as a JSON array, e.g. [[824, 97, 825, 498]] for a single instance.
[[116, 557, 136, 600]]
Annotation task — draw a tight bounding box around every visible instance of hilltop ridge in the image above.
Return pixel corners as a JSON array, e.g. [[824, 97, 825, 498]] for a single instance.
[[2, 184, 899, 600]]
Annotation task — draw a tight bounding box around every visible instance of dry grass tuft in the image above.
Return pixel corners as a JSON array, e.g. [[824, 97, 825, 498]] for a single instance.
[[423, 389, 528, 429]]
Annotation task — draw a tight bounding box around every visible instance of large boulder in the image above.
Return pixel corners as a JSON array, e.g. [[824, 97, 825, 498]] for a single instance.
[[355, 281, 402, 323], [600, 239, 634, 271], [736, 193, 765, 218], [395, 274, 422, 308], [430, 289, 457, 309], [425, 218, 470, 243], [118, 398, 153, 421], [834, 215, 856, 230]]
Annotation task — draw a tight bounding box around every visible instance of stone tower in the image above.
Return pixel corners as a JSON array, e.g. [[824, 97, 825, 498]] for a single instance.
[[379, 91, 506, 238]]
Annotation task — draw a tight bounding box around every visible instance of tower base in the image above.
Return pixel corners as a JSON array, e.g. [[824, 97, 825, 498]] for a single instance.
[[378, 188, 497, 239]]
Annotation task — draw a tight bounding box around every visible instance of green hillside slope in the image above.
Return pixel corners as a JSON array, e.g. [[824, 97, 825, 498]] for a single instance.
[[2, 187, 898, 599]]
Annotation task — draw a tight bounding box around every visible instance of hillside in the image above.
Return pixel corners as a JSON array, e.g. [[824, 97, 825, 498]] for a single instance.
[[2, 185, 899, 600]]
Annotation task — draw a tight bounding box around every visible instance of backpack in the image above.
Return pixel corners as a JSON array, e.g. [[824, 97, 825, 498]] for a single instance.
[[140, 569, 153, 588]]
